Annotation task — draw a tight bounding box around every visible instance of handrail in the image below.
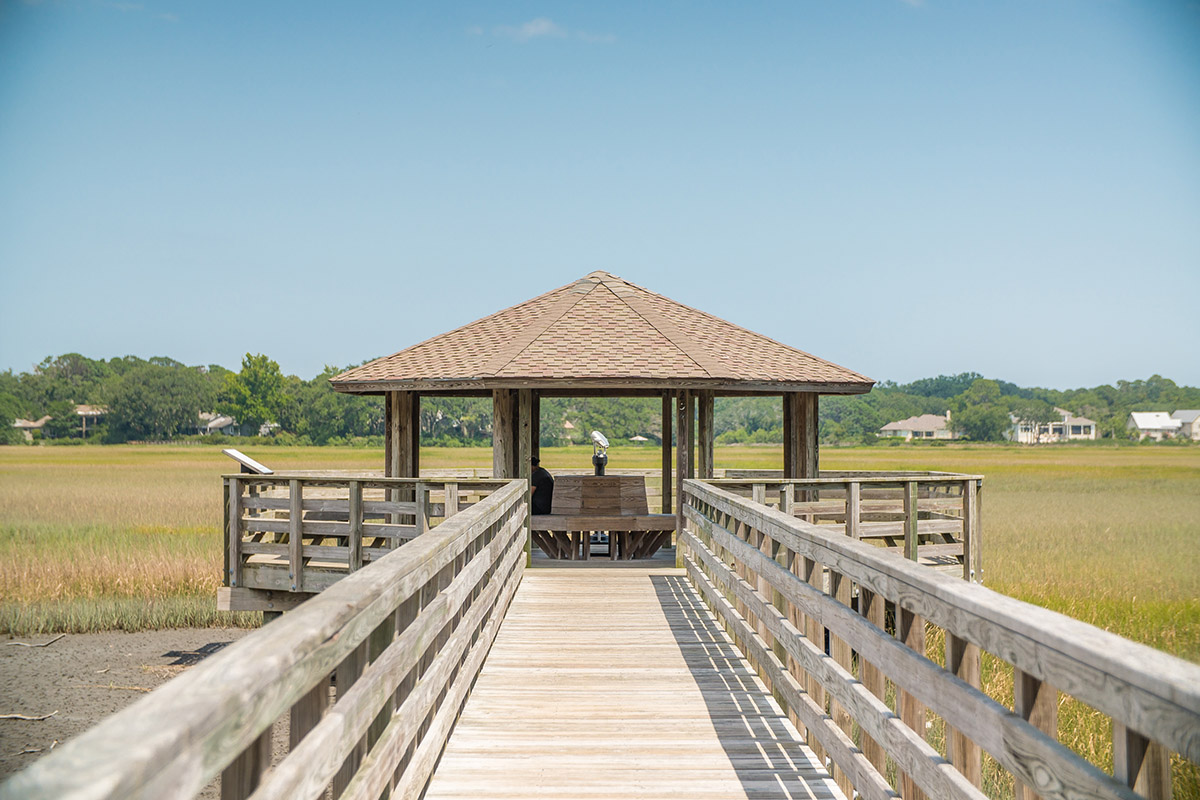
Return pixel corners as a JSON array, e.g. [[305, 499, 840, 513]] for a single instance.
[[680, 478, 1199, 800], [1, 479, 529, 800], [708, 473, 983, 582], [222, 475, 513, 605]]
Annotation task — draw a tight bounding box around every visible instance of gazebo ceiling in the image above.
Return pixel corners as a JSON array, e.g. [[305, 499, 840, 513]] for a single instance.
[[331, 271, 874, 395]]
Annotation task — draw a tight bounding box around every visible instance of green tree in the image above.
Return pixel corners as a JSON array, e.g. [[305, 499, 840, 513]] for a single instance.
[[218, 354, 289, 434], [1012, 399, 1059, 444], [42, 399, 80, 439], [107, 364, 212, 441]]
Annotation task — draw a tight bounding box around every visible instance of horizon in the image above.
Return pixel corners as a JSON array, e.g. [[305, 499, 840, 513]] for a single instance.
[[2, 2, 1198, 388]]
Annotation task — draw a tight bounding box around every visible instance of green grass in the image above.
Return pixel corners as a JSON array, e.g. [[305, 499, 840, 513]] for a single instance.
[[1, 442, 1197, 795]]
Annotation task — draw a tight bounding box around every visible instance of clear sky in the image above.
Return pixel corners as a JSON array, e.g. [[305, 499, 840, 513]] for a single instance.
[[2, 1, 1197, 389]]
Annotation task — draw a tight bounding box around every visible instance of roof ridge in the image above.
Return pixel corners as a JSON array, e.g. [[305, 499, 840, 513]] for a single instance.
[[607, 274, 872, 383], [476, 277, 599, 376], [608, 279, 726, 378]]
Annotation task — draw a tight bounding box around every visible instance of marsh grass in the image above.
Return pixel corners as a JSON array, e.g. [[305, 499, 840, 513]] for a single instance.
[[1, 443, 1197, 794]]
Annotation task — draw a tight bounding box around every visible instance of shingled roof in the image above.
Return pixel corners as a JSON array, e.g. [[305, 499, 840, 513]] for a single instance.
[[331, 272, 874, 395]]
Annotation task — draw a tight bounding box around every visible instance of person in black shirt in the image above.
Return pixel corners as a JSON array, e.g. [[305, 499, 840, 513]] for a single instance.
[[531, 457, 554, 515]]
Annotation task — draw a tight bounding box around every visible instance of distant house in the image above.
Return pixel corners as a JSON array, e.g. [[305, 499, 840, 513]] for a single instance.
[[1170, 410, 1200, 440], [879, 412, 956, 441], [11, 415, 51, 443], [1008, 407, 1097, 444], [1127, 412, 1182, 441], [198, 412, 240, 436]]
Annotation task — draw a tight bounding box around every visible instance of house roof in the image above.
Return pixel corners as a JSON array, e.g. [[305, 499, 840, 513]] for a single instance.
[[1171, 410, 1200, 424], [11, 416, 51, 430], [880, 413, 949, 433], [75, 405, 107, 417], [1129, 411, 1182, 430], [331, 271, 874, 395]]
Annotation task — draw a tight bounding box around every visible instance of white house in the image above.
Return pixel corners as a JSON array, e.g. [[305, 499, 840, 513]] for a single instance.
[[1009, 407, 1097, 444], [198, 412, 240, 436], [880, 412, 956, 441], [1127, 412, 1182, 441], [1170, 410, 1200, 440]]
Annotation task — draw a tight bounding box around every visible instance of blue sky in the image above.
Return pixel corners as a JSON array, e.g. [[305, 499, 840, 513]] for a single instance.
[[2, 1, 1197, 389]]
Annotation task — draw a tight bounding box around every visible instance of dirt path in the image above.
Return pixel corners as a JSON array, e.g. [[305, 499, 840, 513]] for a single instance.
[[0, 628, 252, 787]]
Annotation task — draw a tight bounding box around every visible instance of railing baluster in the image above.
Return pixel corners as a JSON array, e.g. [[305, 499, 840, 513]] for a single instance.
[[904, 480, 919, 562], [445, 482, 459, 520], [333, 643, 368, 798], [220, 725, 272, 800], [348, 480, 362, 572], [846, 481, 861, 540], [802, 555, 828, 767], [829, 566, 854, 799], [1013, 668, 1058, 800], [289, 479, 303, 592], [946, 633, 982, 788], [228, 477, 242, 588], [898, 607, 927, 800], [1114, 724, 1172, 799], [858, 587, 887, 774]]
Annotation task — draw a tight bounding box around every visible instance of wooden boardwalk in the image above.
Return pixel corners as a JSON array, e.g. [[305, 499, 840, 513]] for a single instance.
[[424, 553, 843, 800]]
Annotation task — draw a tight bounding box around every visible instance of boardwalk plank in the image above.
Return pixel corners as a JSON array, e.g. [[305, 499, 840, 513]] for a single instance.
[[424, 559, 844, 800]]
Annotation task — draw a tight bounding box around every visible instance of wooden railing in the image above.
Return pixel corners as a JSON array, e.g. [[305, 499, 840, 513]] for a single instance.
[[2, 479, 528, 800], [222, 475, 511, 607], [710, 471, 984, 581], [680, 479, 1199, 800]]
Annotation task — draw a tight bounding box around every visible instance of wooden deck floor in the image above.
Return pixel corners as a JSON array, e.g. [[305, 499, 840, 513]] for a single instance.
[[424, 552, 843, 800]]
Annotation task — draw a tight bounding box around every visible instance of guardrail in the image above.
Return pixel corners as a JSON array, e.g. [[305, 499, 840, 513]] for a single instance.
[[709, 471, 984, 581], [222, 475, 511, 607], [2, 479, 528, 800], [680, 478, 1199, 800]]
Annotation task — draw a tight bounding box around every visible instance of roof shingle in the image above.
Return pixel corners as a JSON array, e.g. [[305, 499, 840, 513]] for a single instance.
[[332, 272, 873, 394]]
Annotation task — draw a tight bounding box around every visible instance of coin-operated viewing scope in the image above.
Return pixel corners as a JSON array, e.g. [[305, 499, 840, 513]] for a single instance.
[[590, 430, 609, 476]]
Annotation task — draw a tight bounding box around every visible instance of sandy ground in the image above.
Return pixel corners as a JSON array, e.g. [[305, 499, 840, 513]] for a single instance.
[[0, 627, 252, 789]]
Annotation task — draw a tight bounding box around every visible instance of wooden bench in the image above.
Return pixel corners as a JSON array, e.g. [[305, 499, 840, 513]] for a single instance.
[[529, 475, 675, 561]]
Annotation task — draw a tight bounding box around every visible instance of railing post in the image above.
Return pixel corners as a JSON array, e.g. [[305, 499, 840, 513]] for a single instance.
[[289, 479, 303, 593], [445, 482, 459, 520], [415, 481, 428, 537], [221, 726, 272, 800], [973, 480, 984, 584], [962, 479, 978, 582], [348, 480, 362, 572], [846, 481, 860, 540], [1114, 724, 1172, 800], [1013, 668, 1058, 800], [228, 477, 242, 589], [946, 634, 982, 788], [222, 478, 231, 587], [898, 607, 927, 800], [903, 480, 919, 562], [858, 588, 887, 774]]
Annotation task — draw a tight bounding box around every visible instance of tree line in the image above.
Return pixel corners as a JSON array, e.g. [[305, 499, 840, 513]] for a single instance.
[[2, 354, 1197, 446]]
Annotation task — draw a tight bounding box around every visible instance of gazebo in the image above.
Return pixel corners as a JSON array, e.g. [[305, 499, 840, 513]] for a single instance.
[[331, 271, 874, 554]]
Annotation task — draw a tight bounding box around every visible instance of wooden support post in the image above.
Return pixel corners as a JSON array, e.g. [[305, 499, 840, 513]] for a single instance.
[[222, 479, 231, 587], [802, 555, 827, 766], [962, 479, 977, 581], [289, 680, 326, 750], [797, 392, 818, 478], [846, 481, 861, 540], [946, 634, 983, 788], [973, 482, 984, 584], [697, 390, 714, 479], [904, 480, 919, 562], [221, 726, 272, 800], [288, 479, 303, 593], [444, 482, 459, 519], [333, 643, 368, 797], [830, 567, 854, 800], [662, 393, 673, 514], [783, 393, 794, 477], [530, 391, 540, 462], [1114, 724, 1172, 800], [492, 389, 515, 479], [858, 589, 887, 774], [348, 480, 362, 572], [675, 390, 693, 567], [518, 389, 533, 566], [415, 482, 428, 537], [228, 477, 242, 588], [1013, 669, 1058, 800], [899, 608, 927, 800]]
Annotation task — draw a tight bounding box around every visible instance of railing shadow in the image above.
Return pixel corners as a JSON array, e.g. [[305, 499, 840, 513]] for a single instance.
[[650, 573, 836, 799]]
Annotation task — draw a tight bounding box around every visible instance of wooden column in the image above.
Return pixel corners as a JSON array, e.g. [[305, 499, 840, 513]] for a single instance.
[[518, 389, 533, 566], [530, 391, 541, 462], [697, 390, 714, 479], [783, 392, 818, 478], [661, 393, 673, 514], [675, 390, 693, 567], [492, 390, 516, 479], [385, 391, 420, 477], [1013, 669, 1058, 800]]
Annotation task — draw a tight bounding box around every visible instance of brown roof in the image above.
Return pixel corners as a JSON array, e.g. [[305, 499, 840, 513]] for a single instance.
[[332, 272, 874, 395]]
